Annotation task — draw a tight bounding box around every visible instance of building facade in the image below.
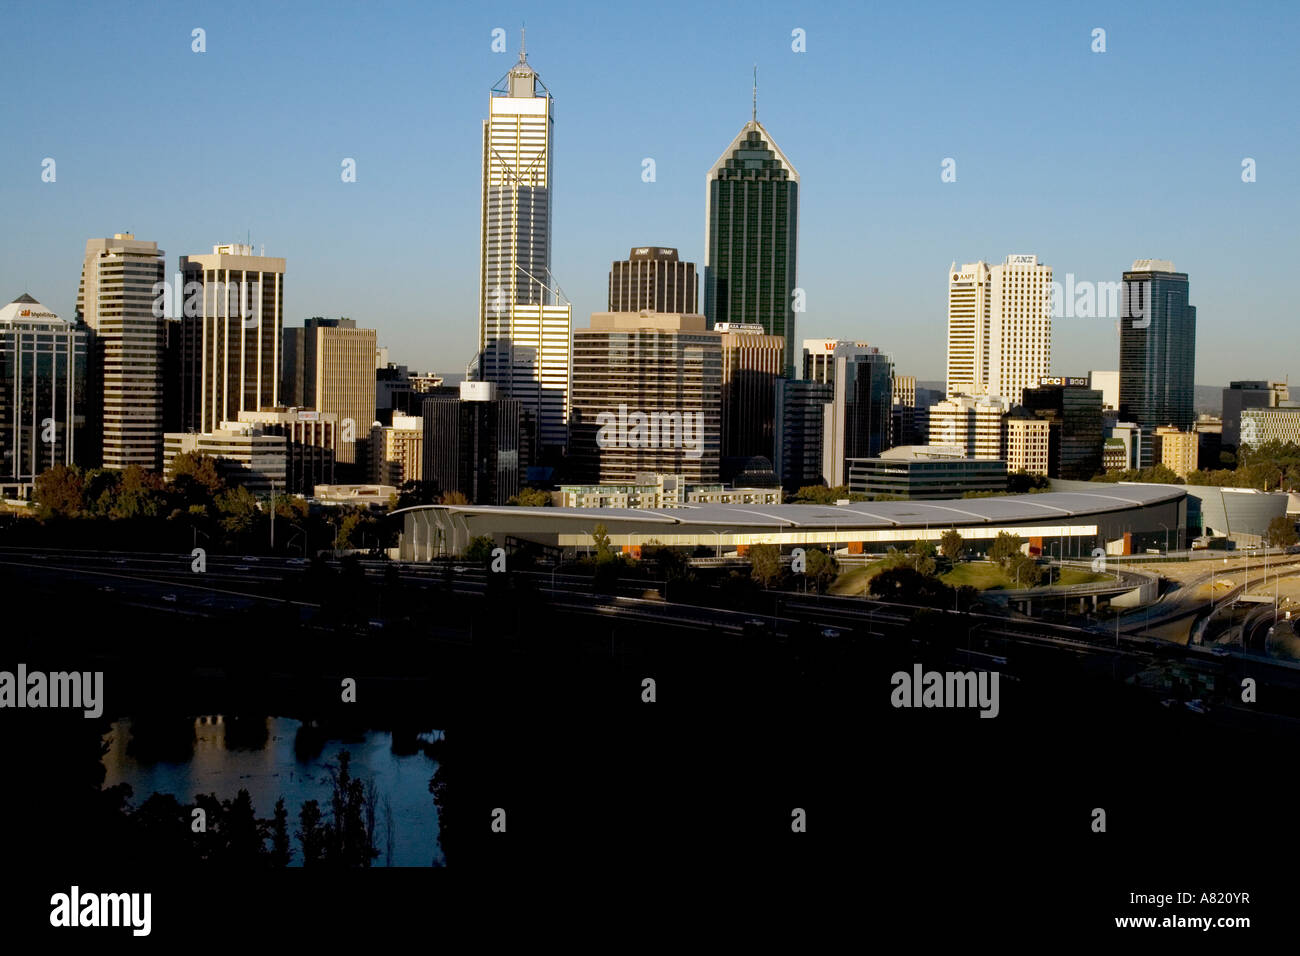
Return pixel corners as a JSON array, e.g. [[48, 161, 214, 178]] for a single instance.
[[163, 426, 287, 495], [987, 254, 1053, 406], [282, 317, 376, 470], [236, 408, 336, 494], [1020, 378, 1104, 480], [0, 295, 88, 493], [370, 413, 423, 486], [704, 119, 799, 376], [1003, 415, 1051, 476], [1240, 405, 1300, 448], [718, 322, 784, 466], [177, 243, 286, 437], [422, 382, 521, 506], [847, 454, 1007, 500], [76, 234, 166, 470], [820, 344, 893, 487], [609, 247, 697, 313], [1119, 260, 1197, 448], [928, 394, 1008, 460], [774, 378, 832, 490], [569, 312, 721, 484], [1155, 426, 1198, 479], [1222, 380, 1290, 450], [946, 260, 992, 398]]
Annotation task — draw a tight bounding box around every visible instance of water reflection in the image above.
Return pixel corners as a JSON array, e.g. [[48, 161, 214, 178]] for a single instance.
[[102, 716, 442, 866]]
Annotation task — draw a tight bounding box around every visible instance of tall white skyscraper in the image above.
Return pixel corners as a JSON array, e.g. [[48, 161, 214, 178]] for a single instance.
[[987, 254, 1052, 406], [946, 255, 1052, 406], [946, 261, 991, 397], [76, 233, 166, 470], [477, 35, 570, 452]]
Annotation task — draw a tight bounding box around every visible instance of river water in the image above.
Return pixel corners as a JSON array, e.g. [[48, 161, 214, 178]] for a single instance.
[[101, 716, 442, 866]]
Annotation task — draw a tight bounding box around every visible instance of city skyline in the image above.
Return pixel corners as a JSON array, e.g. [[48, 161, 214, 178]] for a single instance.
[[3, 1, 1296, 386]]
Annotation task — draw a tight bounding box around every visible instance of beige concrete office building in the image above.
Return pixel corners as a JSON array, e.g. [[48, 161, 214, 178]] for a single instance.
[[1003, 415, 1051, 476], [1156, 425, 1198, 479], [163, 425, 286, 494], [929, 394, 1009, 460], [946, 260, 991, 398], [987, 254, 1053, 406], [76, 233, 166, 470], [570, 312, 721, 484], [892, 374, 916, 408], [178, 243, 286, 435], [371, 413, 423, 486], [947, 254, 1053, 406]]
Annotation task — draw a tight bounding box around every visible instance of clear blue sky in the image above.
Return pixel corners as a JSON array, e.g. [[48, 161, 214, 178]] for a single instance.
[[2, 0, 1296, 386]]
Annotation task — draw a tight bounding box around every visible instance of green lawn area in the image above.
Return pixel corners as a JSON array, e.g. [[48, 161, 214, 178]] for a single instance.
[[827, 561, 886, 596], [941, 562, 1012, 589], [829, 559, 1113, 594]]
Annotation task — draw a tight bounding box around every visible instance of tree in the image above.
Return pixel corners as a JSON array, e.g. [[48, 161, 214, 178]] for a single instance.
[[269, 796, 291, 867], [464, 535, 495, 563], [391, 479, 440, 511], [939, 529, 966, 562], [167, 452, 225, 504], [1267, 515, 1299, 548], [440, 490, 469, 505], [32, 464, 85, 518], [988, 531, 1025, 565], [804, 548, 839, 593], [749, 543, 783, 588], [591, 523, 617, 563], [1006, 552, 1043, 588], [870, 566, 954, 605], [507, 487, 552, 507], [297, 799, 326, 867]]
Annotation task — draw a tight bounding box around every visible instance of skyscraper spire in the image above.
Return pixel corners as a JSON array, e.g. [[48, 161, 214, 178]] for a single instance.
[[520, 24, 526, 61], [752, 64, 757, 122]]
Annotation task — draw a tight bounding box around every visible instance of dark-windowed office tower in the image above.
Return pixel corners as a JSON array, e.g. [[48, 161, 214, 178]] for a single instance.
[[422, 382, 521, 506], [1119, 260, 1196, 465], [609, 247, 697, 313], [704, 113, 799, 377]]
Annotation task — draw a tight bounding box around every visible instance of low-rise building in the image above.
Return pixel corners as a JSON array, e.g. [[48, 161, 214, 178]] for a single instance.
[[559, 473, 780, 509]]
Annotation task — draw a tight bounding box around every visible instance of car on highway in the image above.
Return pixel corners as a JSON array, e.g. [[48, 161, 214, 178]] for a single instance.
[[820, 627, 842, 640], [241, 556, 260, 563], [161, 594, 178, 603], [368, 620, 385, 630], [113, 558, 127, 565], [990, 656, 1008, 666], [1160, 699, 1177, 708], [1185, 699, 1209, 714], [97, 585, 115, 593], [233, 565, 250, 572], [452, 565, 468, 573], [287, 558, 308, 566], [1211, 645, 1230, 657]]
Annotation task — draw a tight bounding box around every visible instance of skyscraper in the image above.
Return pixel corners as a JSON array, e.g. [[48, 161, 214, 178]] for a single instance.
[[76, 233, 166, 470], [946, 261, 991, 397], [704, 104, 799, 376], [477, 38, 570, 454], [987, 254, 1053, 406], [717, 322, 784, 466], [423, 383, 521, 506], [947, 255, 1053, 405], [569, 312, 721, 484], [0, 294, 88, 493], [819, 344, 894, 487], [1221, 380, 1289, 451], [177, 242, 286, 435], [609, 247, 698, 313], [1119, 260, 1197, 461], [282, 317, 376, 470]]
